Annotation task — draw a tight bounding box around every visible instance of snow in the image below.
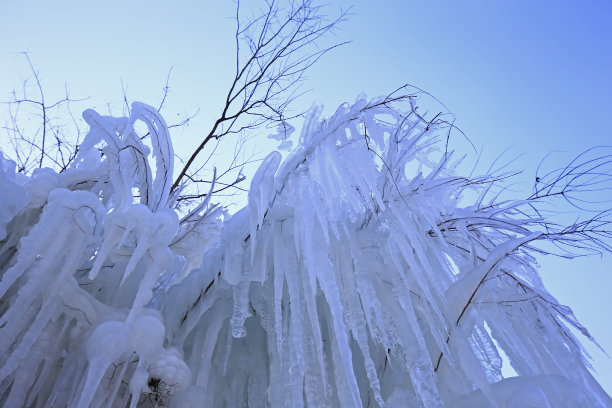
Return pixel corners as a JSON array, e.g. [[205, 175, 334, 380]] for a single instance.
[[0, 99, 610, 407]]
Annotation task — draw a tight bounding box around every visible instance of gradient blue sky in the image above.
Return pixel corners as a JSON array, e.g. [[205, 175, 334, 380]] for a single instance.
[[2, 0, 611, 395]]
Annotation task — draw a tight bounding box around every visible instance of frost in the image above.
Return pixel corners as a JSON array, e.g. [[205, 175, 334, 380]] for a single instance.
[[0, 98, 610, 407]]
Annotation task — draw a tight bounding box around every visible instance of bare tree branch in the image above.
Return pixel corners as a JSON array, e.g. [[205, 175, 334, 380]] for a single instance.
[[171, 0, 349, 194]]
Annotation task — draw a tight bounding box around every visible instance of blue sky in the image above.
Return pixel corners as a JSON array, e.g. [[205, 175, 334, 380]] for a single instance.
[[1, 0, 611, 395]]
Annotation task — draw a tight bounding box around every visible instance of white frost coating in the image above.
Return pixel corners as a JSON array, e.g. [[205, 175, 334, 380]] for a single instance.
[[0, 97, 611, 407]]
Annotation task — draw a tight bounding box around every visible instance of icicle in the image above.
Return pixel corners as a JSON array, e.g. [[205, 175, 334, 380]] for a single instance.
[[248, 150, 281, 261], [2, 326, 52, 407], [221, 209, 249, 285], [272, 223, 286, 362], [77, 321, 129, 408], [194, 312, 225, 388], [230, 279, 251, 338], [128, 365, 148, 408], [316, 260, 363, 407]]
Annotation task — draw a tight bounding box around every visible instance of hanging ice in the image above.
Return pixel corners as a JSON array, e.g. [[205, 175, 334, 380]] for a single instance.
[[0, 96, 610, 408]]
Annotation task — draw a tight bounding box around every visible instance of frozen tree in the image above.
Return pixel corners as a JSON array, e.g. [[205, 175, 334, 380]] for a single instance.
[[1, 2, 612, 408], [2, 90, 612, 407]]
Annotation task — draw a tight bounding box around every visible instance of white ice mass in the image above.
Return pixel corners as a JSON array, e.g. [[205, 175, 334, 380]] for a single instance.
[[0, 96, 610, 407]]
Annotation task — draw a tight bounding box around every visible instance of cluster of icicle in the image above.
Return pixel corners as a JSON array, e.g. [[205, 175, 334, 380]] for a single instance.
[[0, 98, 610, 407], [0, 103, 221, 407]]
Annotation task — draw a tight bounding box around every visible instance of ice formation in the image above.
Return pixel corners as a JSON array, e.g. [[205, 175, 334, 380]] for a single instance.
[[0, 98, 610, 407]]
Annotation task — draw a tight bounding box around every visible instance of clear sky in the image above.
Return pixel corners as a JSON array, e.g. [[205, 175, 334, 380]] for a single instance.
[[1, 0, 611, 395]]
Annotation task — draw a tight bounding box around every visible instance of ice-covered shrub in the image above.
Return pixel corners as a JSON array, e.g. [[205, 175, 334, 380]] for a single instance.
[[0, 97, 610, 407]]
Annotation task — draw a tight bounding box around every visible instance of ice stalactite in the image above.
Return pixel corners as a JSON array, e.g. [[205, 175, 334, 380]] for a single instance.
[[1, 96, 611, 407]]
